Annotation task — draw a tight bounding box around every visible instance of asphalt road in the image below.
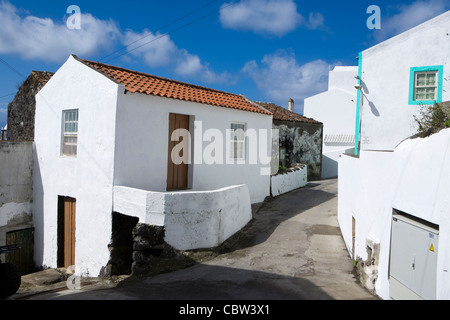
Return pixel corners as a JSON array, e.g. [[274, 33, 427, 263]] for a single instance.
[[22, 178, 377, 301]]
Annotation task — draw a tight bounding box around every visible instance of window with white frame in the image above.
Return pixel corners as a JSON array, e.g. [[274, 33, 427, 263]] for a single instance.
[[230, 123, 246, 160], [409, 66, 443, 105], [62, 110, 78, 156], [414, 71, 438, 101]]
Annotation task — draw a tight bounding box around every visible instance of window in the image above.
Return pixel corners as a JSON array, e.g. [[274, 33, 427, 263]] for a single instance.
[[230, 123, 246, 160], [409, 66, 443, 105], [414, 72, 437, 101], [62, 110, 78, 156]]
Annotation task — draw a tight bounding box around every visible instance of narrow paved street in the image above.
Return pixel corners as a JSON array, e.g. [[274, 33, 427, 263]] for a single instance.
[[23, 178, 377, 300]]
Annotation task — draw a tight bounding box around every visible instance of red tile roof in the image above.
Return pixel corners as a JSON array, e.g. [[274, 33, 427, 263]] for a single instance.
[[31, 71, 54, 87], [257, 102, 322, 124], [74, 56, 271, 116]]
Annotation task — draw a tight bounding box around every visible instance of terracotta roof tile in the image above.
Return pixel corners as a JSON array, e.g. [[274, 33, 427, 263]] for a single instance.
[[32, 71, 54, 87], [257, 102, 322, 124], [75, 56, 271, 116]]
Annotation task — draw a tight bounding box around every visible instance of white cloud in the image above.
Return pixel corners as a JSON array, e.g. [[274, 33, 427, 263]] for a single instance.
[[220, 0, 324, 37], [243, 50, 335, 113], [375, 0, 450, 41], [122, 30, 178, 68], [0, 1, 119, 62], [0, 1, 229, 84], [122, 29, 232, 84]]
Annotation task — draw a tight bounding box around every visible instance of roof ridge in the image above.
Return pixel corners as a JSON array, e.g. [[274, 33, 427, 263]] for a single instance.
[[257, 101, 322, 124], [75, 56, 242, 98], [71, 55, 272, 116]]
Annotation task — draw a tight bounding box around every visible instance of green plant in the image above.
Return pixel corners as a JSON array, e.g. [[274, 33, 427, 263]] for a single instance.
[[414, 103, 450, 137], [279, 165, 287, 172]]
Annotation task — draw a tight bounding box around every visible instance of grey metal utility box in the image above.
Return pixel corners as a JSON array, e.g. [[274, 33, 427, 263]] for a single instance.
[[389, 210, 439, 300]]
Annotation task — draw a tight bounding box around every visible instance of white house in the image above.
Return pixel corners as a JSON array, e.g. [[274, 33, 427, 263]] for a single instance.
[[33, 55, 274, 276], [303, 66, 358, 178], [338, 11, 450, 299]]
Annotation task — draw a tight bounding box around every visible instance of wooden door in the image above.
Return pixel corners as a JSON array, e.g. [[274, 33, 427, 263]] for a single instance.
[[167, 113, 190, 190], [58, 197, 76, 268]]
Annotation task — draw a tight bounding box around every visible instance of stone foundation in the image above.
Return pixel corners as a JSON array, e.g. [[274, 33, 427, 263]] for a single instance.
[[101, 212, 139, 277], [131, 223, 193, 276], [355, 239, 380, 294]]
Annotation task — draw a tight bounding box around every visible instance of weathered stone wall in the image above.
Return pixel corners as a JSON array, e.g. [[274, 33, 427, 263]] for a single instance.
[[0, 142, 33, 248], [131, 223, 194, 276], [274, 120, 323, 179], [101, 212, 139, 276], [7, 72, 52, 142]]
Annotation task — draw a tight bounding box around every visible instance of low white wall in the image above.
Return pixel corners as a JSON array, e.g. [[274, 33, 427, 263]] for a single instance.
[[114, 184, 252, 251], [270, 165, 307, 197], [338, 128, 450, 299]]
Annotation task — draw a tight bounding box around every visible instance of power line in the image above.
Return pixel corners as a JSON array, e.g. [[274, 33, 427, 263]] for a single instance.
[[99, 0, 221, 62], [103, 1, 235, 64], [0, 57, 26, 79], [0, 92, 16, 100]]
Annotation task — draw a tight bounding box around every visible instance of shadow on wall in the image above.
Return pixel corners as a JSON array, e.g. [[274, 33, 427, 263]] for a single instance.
[[361, 84, 380, 117], [321, 155, 338, 179], [368, 101, 380, 117], [32, 148, 44, 270]]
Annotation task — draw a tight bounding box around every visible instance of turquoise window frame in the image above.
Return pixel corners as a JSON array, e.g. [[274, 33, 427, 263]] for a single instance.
[[409, 65, 443, 105]]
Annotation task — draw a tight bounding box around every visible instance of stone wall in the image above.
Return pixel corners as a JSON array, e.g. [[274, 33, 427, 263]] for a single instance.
[[274, 120, 323, 179], [101, 212, 139, 276], [132, 223, 175, 275], [7, 71, 53, 142]]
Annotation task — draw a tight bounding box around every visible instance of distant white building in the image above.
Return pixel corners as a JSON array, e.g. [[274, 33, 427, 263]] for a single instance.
[[338, 10, 450, 300], [304, 66, 358, 178]]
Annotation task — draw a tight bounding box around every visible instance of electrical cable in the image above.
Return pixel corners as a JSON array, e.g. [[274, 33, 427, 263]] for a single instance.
[[0, 57, 26, 79], [102, 1, 235, 64], [99, 0, 221, 62]]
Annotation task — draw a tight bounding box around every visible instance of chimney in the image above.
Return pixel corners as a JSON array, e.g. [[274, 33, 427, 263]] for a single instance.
[[288, 98, 294, 112]]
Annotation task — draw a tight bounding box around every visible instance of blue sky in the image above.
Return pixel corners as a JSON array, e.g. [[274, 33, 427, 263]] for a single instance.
[[0, 0, 449, 128]]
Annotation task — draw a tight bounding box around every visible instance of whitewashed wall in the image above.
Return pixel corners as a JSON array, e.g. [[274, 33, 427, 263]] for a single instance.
[[33, 56, 120, 276], [359, 11, 450, 151], [304, 66, 357, 178], [270, 165, 307, 197], [0, 142, 33, 246], [338, 128, 450, 300], [113, 184, 252, 250], [114, 92, 273, 204]]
